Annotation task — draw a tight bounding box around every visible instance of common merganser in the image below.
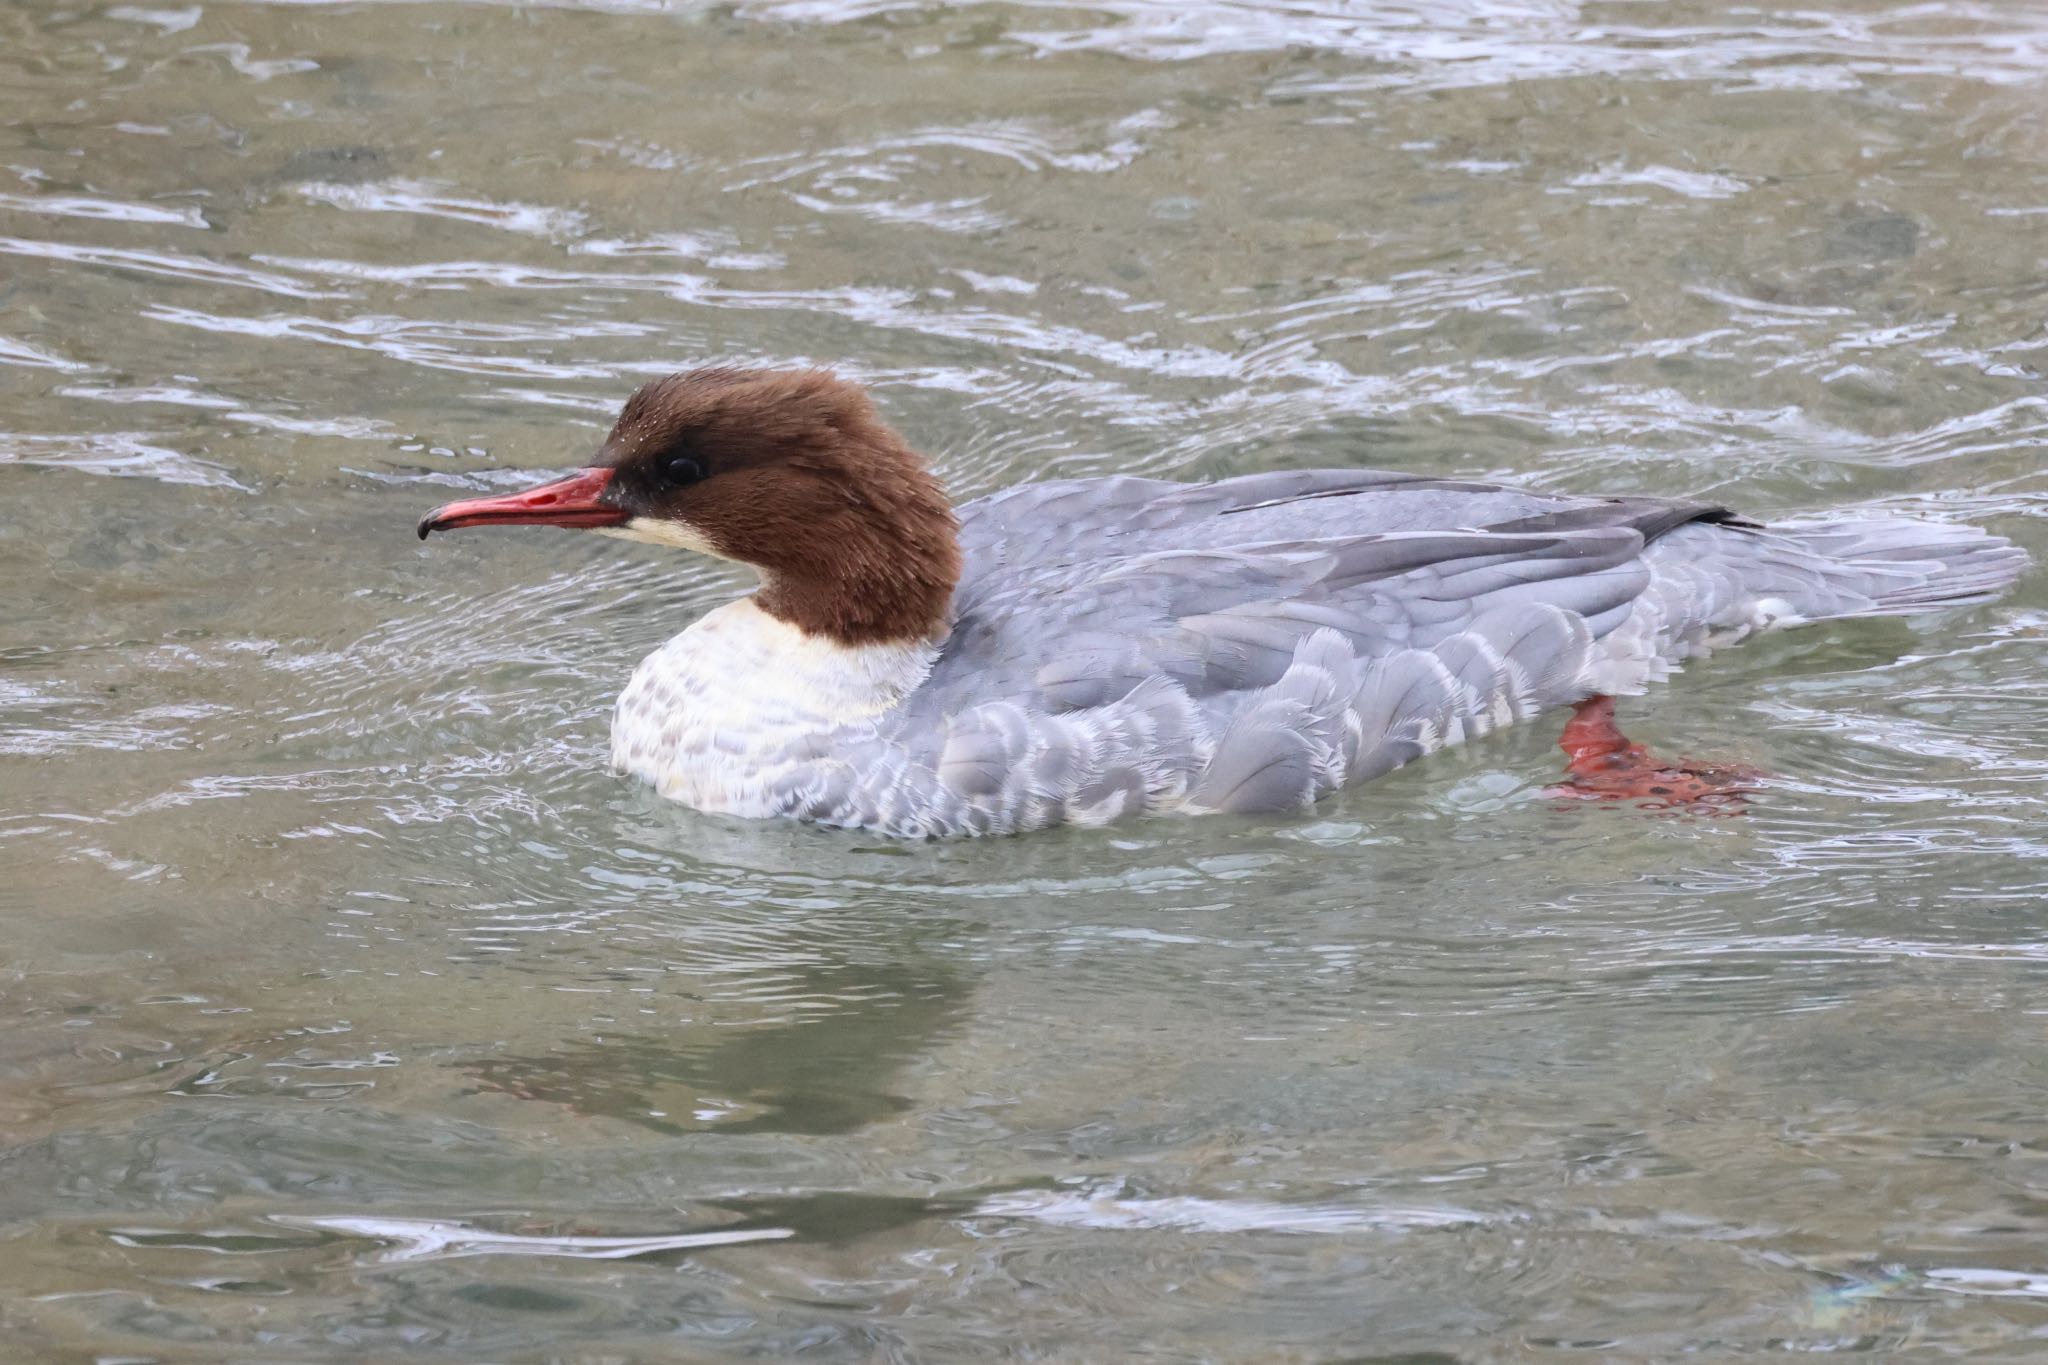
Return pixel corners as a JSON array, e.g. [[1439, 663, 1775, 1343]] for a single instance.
[[418, 368, 2027, 838]]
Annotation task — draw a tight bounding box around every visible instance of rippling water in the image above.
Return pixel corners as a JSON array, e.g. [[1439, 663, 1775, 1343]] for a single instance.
[[4, 1, 2048, 1358]]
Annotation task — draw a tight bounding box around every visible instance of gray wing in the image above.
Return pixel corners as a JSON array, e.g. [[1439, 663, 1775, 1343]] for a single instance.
[[871, 508, 1703, 830], [926, 526, 1651, 713], [932, 469, 1735, 712], [955, 466, 1731, 577]]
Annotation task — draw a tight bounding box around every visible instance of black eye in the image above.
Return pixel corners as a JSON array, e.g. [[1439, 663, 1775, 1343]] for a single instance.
[[659, 454, 704, 487]]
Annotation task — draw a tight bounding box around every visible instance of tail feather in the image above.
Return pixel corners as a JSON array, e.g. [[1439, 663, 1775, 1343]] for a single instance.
[[1772, 517, 2030, 616], [1603, 515, 2028, 694]]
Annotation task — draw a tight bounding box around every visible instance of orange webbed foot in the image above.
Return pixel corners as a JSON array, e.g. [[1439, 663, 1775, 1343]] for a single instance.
[[1545, 695, 1763, 814]]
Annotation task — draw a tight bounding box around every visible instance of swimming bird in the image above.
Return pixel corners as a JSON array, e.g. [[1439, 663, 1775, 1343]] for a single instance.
[[417, 368, 2026, 837]]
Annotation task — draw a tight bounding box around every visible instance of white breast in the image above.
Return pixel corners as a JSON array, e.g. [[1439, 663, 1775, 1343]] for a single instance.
[[609, 599, 938, 818]]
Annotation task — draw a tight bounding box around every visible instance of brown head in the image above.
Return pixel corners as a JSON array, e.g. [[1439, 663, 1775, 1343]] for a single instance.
[[418, 368, 961, 646]]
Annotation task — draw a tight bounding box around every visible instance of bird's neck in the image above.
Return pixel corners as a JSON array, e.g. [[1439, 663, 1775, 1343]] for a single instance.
[[752, 447, 962, 648]]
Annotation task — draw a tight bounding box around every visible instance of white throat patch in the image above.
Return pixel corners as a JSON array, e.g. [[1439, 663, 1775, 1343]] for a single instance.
[[595, 516, 729, 558]]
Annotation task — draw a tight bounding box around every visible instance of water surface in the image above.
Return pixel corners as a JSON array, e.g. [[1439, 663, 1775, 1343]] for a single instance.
[[4, 1, 2048, 1358]]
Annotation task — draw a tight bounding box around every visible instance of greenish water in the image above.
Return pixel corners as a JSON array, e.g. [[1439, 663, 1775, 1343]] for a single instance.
[[3, 1, 2048, 1359]]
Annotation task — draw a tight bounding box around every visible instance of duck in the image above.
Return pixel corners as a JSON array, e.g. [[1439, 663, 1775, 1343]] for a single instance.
[[417, 367, 2027, 838]]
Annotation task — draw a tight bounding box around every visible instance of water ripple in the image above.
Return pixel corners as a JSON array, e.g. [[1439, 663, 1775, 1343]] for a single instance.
[[0, 235, 343, 299], [0, 430, 249, 489], [297, 179, 590, 239], [0, 189, 208, 228]]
